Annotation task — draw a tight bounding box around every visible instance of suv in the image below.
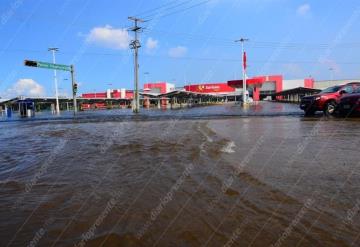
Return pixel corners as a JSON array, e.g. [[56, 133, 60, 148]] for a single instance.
[[300, 82, 360, 115], [337, 86, 360, 116]]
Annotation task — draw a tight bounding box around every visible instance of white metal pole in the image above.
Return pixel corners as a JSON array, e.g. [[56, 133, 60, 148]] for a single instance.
[[242, 41, 246, 104], [51, 50, 60, 114]]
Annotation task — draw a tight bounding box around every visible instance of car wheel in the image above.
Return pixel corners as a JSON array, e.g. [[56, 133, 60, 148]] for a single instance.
[[324, 101, 336, 116]]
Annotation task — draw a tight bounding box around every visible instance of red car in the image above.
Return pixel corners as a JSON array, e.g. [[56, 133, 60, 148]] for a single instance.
[[300, 82, 360, 115], [337, 87, 360, 116]]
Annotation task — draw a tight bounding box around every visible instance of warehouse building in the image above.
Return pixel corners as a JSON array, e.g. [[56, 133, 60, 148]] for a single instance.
[[314, 79, 360, 90], [79, 74, 351, 109]]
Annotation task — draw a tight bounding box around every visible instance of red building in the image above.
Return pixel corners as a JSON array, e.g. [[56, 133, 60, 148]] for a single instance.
[[184, 83, 235, 94], [144, 82, 175, 94], [81, 89, 133, 99], [80, 75, 315, 107], [228, 75, 314, 101], [81, 92, 107, 98]]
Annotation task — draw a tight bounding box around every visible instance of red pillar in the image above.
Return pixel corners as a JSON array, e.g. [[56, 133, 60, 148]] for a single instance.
[[304, 78, 314, 88], [269, 75, 283, 100], [253, 86, 260, 101]]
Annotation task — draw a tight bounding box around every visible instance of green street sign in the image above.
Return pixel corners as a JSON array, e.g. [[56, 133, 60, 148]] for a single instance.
[[24, 60, 71, 71], [37, 61, 70, 71]]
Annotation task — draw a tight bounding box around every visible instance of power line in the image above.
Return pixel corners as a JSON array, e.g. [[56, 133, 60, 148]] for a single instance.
[[136, 0, 194, 19], [142, 28, 234, 43], [134, 0, 186, 17], [3, 47, 360, 63], [143, 0, 212, 21], [3, 48, 360, 65], [141, 28, 360, 49]]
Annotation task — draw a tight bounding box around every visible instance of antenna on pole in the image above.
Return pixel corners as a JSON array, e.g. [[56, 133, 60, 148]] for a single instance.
[[128, 17, 144, 113], [235, 38, 249, 105]]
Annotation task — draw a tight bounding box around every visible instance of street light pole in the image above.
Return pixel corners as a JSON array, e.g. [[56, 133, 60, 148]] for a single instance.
[[235, 38, 249, 104], [48, 47, 60, 114]]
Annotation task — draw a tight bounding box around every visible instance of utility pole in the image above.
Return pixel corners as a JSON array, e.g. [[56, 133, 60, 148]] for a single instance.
[[128, 16, 144, 113], [48, 47, 60, 114], [235, 38, 249, 104]]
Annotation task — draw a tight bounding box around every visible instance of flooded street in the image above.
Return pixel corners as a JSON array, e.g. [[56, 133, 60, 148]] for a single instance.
[[1, 0, 360, 245], [1, 103, 360, 247]]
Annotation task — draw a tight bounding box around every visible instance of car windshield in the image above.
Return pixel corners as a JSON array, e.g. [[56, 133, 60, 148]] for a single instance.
[[321, 86, 342, 93], [355, 87, 360, 93]]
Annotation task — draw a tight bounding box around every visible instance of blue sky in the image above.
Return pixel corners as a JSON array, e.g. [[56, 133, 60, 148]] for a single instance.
[[0, 0, 360, 97]]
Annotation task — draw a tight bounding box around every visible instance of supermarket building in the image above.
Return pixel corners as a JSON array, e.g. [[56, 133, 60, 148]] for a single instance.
[[81, 75, 315, 100]]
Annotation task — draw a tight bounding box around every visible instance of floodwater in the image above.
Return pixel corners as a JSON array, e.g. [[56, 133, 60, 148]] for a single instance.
[[0, 101, 303, 123], [1, 103, 360, 247]]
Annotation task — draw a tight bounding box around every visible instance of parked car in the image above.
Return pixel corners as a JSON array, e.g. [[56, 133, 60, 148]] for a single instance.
[[337, 87, 360, 116], [300, 82, 360, 115]]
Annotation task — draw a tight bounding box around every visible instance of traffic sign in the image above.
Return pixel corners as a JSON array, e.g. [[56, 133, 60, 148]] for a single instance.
[[24, 60, 71, 71], [24, 59, 77, 114]]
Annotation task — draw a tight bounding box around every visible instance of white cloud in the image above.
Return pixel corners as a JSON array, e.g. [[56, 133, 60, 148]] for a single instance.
[[146, 37, 158, 50], [296, 4, 311, 17], [168, 46, 188, 58], [86, 25, 131, 50], [7, 79, 45, 97]]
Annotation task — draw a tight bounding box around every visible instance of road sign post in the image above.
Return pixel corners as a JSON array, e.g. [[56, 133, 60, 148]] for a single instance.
[[24, 60, 77, 115], [24, 60, 71, 71], [49, 48, 60, 115]]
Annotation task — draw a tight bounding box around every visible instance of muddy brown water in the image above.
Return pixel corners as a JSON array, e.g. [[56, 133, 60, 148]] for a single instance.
[[1, 104, 360, 247]]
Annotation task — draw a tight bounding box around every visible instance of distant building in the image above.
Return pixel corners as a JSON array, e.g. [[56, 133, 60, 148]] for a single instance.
[[314, 79, 360, 90], [228, 75, 314, 101], [143, 82, 175, 94], [184, 83, 236, 95], [81, 89, 133, 99], [81, 75, 360, 103]]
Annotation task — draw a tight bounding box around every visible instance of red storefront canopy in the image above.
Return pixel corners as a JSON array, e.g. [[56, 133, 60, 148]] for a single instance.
[[227, 78, 266, 88]]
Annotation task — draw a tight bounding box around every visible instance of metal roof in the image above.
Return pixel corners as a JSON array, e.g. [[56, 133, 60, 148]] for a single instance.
[[0, 98, 10, 104], [275, 87, 321, 96]]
